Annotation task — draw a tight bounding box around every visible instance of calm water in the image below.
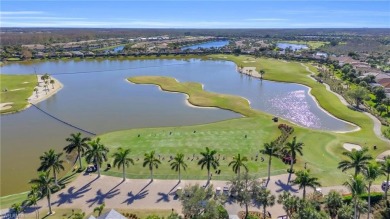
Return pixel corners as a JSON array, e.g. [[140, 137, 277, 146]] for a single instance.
[[0, 59, 355, 195], [277, 43, 308, 50], [181, 40, 229, 50]]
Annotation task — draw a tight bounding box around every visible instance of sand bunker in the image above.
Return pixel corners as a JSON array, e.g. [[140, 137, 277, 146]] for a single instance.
[[10, 88, 25, 91], [376, 150, 390, 161], [343, 143, 362, 151], [22, 82, 30, 84], [0, 102, 13, 110]]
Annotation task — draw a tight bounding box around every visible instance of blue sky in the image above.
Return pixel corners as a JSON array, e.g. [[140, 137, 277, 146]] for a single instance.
[[1, 1, 389, 28]]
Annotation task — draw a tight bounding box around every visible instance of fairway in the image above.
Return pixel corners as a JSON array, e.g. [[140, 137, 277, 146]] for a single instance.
[[0, 74, 36, 114], [98, 56, 388, 186]]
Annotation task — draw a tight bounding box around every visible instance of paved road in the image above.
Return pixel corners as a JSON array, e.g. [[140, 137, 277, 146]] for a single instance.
[[3, 173, 384, 218]]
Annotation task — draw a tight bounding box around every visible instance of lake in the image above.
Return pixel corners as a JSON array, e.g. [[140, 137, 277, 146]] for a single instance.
[[277, 43, 308, 50], [181, 40, 229, 50], [0, 59, 355, 195]]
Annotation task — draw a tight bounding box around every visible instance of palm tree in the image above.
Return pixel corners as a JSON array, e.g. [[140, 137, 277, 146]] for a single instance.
[[29, 171, 54, 215], [324, 190, 343, 219], [198, 147, 219, 183], [143, 151, 161, 181], [260, 141, 280, 182], [259, 69, 265, 79], [338, 147, 372, 176], [364, 161, 384, 219], [24, 187, 41, 219], [85, 138, 109, 178], [37, 149, 64, 187], [170, 153, 187, 182], [64, 132, 91, 170], [93, 202, 105, 216], [50, 79, 55, 89], [382, 156, 390, 200], [282, 136, 304, 182], [343, 174, 366, 219], [34, 87, 38, 97], [11, 203, 23, 219], [112, 147, 134, 181], [228, 153, 248, 178], [292, 169, 321, 200], [255, 187, 275, 219]]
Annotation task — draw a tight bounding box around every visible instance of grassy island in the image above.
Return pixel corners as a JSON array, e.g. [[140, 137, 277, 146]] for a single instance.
[[0, 74, 36, 114]]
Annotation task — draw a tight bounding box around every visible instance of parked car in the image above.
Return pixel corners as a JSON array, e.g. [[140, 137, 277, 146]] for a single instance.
[[382, 181, 390, 191]]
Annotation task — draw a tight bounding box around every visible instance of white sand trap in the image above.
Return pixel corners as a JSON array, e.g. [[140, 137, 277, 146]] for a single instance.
[[243, 60, 256, 63], [343, 143, 362, 151], [0, 102, 13, 110], [376, 150, 390, 161], [10, 88, 25, 91], [22, 82, 30, 84]]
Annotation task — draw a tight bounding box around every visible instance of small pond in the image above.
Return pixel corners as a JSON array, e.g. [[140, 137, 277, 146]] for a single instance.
[[181, 40, 229, 50]]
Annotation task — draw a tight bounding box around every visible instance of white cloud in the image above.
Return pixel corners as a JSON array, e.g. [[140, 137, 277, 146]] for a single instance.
[[0, 11, 44, 15], [245, 18, 287, 21]]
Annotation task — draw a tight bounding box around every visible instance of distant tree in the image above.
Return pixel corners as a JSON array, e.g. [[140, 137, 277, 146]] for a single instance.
[[179, 184, 225, 219], [282, 136, 304, 182], [93, 202, 105, 216], [382, 97, 390, 113], [363, 161, 384, 219], [338, 147, 372, 176], [228, 153, 248, 178], [337, 204, 354, 219], [343, 174, 366, 219], [11, 202, 23, 219], [64, 132, 91, 170], [292, 169, 321, 200], [50, 79, 55, 89], [21, 48, 32, 60], [259, 70, 265, 79], [260, 141, 280, 182], [33, 87, 38, 97], [277, 191, 300, 218], [381, 156, 390, 200], [253, 187, 275, 219], [373, 86, 386, 103], [376, 104, 387, 115], [143, 150, 161, 181], [198, 147, 219, 183], [170, 153, 187, 182], [29, 171, 54, 215], [324, 190, 343, 219], [347, 87, 369, 108], [37, 149, 64, 187], [112, 147, 134, 181], [85, 138, 109, 178]]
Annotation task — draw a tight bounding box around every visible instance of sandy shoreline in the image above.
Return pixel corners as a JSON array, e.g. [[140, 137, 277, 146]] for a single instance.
[[28, 75, 63, 105]]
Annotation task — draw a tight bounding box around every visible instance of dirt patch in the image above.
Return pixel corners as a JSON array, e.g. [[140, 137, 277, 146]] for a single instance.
[[377, 150, 390, 161]]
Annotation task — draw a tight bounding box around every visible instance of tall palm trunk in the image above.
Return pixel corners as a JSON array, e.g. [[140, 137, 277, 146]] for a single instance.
[[245, 203, 249, 219], [178, 166, 181, 182], [267, 155, 272, 181], [367, 184, 371, 219], [386, 173, 389, 200], [150, 166, 153, 181], [47, 193, 52, 215], [263, 205, 267, 219], [122, 163, 126, 181], [354, 197, 358, 219], [238, 166, 240, 179], [207, 167, 210, 183], [97, 163, 101, 178], [303, 186, 306, 200], [53, 170, 58, 186], [288, 152, 294, 182], [78, 147, 82, 169]]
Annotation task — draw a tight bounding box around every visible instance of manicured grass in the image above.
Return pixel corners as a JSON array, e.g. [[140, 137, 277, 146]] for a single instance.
[[0, 74, 36, 113], [99, 55, 388, 187], [279, 40, 328, 49], [116, 208, 174, 219], [0, 192, 29, 209], [92, 43, 128, 51]]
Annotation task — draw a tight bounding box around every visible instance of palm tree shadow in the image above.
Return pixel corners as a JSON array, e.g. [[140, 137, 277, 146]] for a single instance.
[[168, 181, 181, 194], [275, 179, 298, 193], [86, 188, 120, 207], [122, 190, 149, 205], [53, 185, 92, 206], [156, 192, 170, 203], [23, 206, 41, 214]]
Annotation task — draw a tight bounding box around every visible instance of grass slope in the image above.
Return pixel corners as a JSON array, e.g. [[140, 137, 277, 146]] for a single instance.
[[0, 74, 36, 113], [279, 40, 328, 49]]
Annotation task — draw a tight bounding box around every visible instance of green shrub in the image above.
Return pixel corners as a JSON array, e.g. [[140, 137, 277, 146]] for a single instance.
[[343, 192, 383, 205]]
